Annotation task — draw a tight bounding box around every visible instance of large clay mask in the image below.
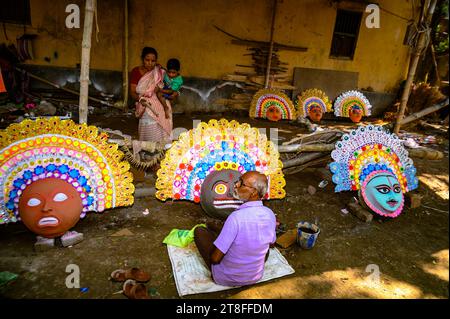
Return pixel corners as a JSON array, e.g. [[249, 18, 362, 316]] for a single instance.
[[308, 104, 323, 123], [18, 178, 83, 238], [266, 105, 282, 122], [200, 169, 242, 219], [349, 106, 363, 123], [361, 173, 404, 217]]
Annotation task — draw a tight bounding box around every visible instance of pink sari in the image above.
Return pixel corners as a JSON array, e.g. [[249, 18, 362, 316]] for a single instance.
[[135, 65, 173, 142]]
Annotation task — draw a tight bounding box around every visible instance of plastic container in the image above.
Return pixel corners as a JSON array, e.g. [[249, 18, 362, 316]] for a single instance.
[[296, 221, 320, 249]]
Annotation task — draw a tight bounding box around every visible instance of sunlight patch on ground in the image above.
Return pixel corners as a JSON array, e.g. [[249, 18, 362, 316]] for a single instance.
[[421, 249, 449, 282], [418, 174, 449, 200], [229, 267, 440, 299]]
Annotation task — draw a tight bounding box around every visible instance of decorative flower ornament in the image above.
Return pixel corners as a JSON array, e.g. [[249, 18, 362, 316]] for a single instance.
[[0, 117, 134, 236], [155, 119, 285, 218], [250, 89, 296, 121], [333, 90, 372, 123], [329, 125, 418, 218], [296, 89, 332, 123]]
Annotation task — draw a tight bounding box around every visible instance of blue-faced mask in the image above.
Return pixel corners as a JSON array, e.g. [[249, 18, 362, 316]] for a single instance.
[[361, 173, 404, 217]]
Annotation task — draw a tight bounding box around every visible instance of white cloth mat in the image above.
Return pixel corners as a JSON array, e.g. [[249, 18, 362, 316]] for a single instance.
[[167, 243, 295, 296]]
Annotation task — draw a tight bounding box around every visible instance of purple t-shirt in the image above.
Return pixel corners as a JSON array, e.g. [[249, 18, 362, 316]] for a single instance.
[[212, 201, 276, 287]]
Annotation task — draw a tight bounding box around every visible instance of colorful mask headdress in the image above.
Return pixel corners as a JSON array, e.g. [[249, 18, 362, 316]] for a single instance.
[[250, 89, 296, 121], [296, 89, 332, 122], [156, 119, 285, 218], [333, 90, 372, 123], [0, 117, 135, 225], [329, 125, 418, 218]]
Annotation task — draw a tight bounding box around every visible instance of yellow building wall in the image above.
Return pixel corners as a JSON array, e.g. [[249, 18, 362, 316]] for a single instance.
[[0, 0, 414, 92]]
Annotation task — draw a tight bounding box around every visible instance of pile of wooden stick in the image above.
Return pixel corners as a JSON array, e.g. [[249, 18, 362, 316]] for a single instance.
[[221, 45, 295, 93], [214, 23, 305, 111], [279, 130, 343, 175], [278, 129, 445, 175]]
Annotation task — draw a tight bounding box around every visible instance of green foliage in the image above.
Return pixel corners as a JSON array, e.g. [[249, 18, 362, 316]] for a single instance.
[[435, 37, 449, 53], [434, 0, 449, 54]]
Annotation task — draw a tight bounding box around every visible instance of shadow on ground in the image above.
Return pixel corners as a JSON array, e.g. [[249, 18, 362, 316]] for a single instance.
[[0, 113, 448, 299]]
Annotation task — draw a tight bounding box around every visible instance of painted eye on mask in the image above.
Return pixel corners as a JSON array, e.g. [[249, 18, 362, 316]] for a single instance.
[[214, 183, 228, 195], [375, 185, 390, 194], [27, 198, 41, 207], [393, 185, 401, 193], [53, 193, 68, 202]]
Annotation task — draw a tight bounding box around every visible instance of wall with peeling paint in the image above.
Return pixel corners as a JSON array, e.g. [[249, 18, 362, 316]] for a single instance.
[[0, 0, 413, 93]]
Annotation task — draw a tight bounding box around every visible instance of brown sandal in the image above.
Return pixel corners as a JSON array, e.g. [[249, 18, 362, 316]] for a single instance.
[[122, 279, 150, 299], [111, 268, 151, 282]]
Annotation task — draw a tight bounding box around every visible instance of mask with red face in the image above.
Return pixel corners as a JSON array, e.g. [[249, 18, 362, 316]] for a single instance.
[[18, 178, 83, 238], [308, 104, 324, 123], [349, 106, 363, 123], [0, 117, 135, 239], [266, 105, 282, 122]]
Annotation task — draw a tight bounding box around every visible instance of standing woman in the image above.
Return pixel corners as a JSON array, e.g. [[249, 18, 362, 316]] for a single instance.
[[130, 47, 172, 142]]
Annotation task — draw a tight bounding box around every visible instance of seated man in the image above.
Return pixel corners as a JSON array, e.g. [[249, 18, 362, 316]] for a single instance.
[[194, 171, 276, 287]]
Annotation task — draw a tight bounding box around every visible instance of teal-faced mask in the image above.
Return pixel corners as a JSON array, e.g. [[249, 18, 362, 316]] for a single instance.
[[360, 173, 404, 217]]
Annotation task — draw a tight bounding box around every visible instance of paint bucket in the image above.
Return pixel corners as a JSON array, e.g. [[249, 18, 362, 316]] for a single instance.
[[296, 221, 320, 249]]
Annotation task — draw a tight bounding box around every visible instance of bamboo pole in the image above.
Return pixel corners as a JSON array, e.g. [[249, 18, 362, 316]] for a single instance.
[[278, 142, 443, 160], [264, 0, 278, 88], [123, 0, 129, 109], [394, 0, 438, 134], [429, 40, 441, 86], [278, 143, 335, 153], [398, 98, 448, 125], [79, 0, 96, 124], [282, 156, 331, 175], [282, 152, 325, 168], [385, 98, 449, 129]]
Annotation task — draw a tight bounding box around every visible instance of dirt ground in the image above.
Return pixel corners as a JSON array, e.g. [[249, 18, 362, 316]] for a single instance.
[[0, 112, 448, 299]]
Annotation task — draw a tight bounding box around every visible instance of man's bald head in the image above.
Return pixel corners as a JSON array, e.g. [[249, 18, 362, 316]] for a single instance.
[[241, 171, 268, 199]]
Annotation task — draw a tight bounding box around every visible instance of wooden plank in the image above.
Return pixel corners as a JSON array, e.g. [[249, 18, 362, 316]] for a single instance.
[[248, 76, 295, 89], [231, 93, 252, 100], [282, 152, 325, 169], [276, 229, 297, 248], [222, 74, 248, 82]]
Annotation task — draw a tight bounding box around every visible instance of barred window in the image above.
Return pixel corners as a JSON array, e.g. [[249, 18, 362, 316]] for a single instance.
[[330, 9, 363, 59], [0, 0, 31, 25]]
